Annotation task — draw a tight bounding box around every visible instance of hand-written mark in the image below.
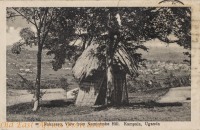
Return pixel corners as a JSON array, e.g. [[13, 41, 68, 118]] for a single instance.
[[158, 0, 184, 5]]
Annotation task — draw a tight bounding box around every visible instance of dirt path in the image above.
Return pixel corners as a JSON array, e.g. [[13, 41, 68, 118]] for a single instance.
[[7, 88, 78, 106], [7, 86, 190, 106], [157, 87, 191, 103]]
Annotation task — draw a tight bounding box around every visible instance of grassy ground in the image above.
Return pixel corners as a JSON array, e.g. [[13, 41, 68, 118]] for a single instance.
[[7, 88, 191, 121], [7, 101, 190, 121]]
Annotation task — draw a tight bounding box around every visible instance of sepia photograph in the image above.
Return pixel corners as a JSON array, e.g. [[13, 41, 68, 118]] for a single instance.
[[6, 7, 191, 122]]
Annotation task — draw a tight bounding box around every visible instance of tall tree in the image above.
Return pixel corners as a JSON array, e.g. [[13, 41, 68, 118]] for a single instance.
[[46, 7, 191, 105], [67, 7, 190, 105], [7, 7, 77, 111], [71, 7, 190, 105]]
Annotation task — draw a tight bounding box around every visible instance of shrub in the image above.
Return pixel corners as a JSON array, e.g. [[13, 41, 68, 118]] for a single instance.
[[60, 77, 69, 91]]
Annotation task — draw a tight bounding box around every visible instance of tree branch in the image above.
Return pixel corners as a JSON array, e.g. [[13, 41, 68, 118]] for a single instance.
[[6, 14, 21, 19], [33, 9, 39, 31], [12, 8, 35, 25], [36, 9, 42, 24], [41, 8, 49, 25]]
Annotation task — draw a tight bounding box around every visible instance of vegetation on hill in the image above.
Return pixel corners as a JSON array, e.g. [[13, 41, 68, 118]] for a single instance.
[[7, 44, 190, 91]]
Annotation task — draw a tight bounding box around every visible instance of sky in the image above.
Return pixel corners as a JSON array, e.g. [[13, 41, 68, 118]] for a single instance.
[[6, 16, 183, 50], [7, 17, 35, 45]]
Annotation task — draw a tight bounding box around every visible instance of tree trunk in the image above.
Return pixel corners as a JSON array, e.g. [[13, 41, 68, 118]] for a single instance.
[[105, 57, 114, 105], [121, 74, 129, 105], [105, 12, 121, 106], [32, 45, 42, 111]]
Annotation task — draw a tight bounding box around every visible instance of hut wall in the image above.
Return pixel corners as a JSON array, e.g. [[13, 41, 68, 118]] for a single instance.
[[75, 82, 99, 106], [95, 72, 126, 105], [112, 72, 126, 105], [75, 71, 127, 106], [75, 74, 104, 106], [95, 77, 107, 105]]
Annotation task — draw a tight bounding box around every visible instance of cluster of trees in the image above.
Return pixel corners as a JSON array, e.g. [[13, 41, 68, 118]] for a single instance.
[[7, 7, 191, 111]]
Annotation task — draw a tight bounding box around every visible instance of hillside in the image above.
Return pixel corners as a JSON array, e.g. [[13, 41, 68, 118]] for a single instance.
[[6, 46, 78, 90], [138, 39, 190, 63], [6, 41, 190, 91]]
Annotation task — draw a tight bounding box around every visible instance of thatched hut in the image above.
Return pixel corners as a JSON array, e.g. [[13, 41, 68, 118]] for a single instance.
[[72, 42, 138, 106]]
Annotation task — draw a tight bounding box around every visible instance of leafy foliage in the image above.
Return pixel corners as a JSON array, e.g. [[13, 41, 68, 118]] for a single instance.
[[8, 7, 191, 77], [57, 8, 191, 76], [20, 28, 36, 46], [11, 42, 22, 55], [60, 77, 69, 91]]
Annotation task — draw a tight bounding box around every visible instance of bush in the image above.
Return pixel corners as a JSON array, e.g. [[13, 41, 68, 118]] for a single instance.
[[60, 77, 69, 91]]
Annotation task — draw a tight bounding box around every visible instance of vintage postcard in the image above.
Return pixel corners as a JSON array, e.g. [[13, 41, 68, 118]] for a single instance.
[[0, 0, 199, 130]]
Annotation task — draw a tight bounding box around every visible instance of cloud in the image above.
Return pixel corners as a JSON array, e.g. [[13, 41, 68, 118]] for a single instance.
[[30, 26, 37, 33], [6, 26, 22, 45], [6, 26, 36, 46]]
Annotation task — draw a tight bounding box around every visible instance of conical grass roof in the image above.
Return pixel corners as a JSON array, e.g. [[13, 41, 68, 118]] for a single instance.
[[72, 42, 138, 81]]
